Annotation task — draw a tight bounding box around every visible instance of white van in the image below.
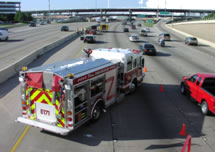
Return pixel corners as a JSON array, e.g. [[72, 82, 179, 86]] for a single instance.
[[0, 29, 8, 41]]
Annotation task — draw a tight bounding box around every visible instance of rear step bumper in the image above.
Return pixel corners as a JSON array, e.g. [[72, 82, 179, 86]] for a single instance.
[[16, 117, 72, 135]]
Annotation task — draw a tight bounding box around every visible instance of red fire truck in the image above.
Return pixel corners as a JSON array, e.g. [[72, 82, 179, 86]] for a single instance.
[[16, 48, 145, 135]]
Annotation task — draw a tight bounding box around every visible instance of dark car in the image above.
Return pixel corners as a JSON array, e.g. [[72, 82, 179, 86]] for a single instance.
[[123, 27, 129, 32], [185, 37, 198, 46], [61, 26, 69, 32], [80, 35, 85, 40], [88, 29, 97, 35], [131, 25, 136, 29], [137, 23, 142, 27], [84, 35, 96, 43], [140, 43, 157, 55], [29, 22, 36, 27]]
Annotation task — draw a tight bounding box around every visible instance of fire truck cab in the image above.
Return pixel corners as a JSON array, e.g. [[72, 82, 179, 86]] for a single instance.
[[90, 48, 145, 93]]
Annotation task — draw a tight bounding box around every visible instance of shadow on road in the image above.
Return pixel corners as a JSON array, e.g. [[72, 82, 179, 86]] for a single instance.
[[6, 39, 24, 42], [41, 83, 211, 148]]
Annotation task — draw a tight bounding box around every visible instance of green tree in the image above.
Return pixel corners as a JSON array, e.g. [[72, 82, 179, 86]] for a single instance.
[[14, 11, 33, 22]]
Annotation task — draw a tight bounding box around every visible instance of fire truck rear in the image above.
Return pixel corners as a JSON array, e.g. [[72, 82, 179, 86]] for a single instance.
[[16, 48, 145, 135]]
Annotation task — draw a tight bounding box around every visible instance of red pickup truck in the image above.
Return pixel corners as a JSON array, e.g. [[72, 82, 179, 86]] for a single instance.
[[180, 73, 215, 115]]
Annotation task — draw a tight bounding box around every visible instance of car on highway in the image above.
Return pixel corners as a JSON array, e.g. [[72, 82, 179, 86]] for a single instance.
[[185, 37, 198, 46], [129, 34, 139, 42], [123, 27, 129, 32], [140, 43, 157, 55], [0, 27, 8, 31], [40, 21, 47, 25], [84, 34, 96, 43], [88, 29, 97, 35], [29, 22, 36, 27], [180, 73, 215, 115], [137, 23, 142, 27], [140, 29, 148, 36], [61, 25, 69, 32], [0, 29, 8, 41], [143, 27, 150, 33], [158, 33, 171, 41], [131, 24, 136, 29]]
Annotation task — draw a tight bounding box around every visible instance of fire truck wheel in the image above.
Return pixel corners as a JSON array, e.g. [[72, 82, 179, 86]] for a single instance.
[[130, 79, 137, 94], [91, 104, 101, 121]]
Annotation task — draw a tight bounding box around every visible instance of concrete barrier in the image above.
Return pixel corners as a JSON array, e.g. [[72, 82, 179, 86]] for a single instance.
[[0, 25, 95, 84], [165, 24, 215, 48]]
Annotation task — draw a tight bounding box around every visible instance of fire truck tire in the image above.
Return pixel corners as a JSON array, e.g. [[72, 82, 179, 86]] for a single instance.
[[130, 79, 137, 94], [201, 100, 209, 115], [91, 103, 102, 121]]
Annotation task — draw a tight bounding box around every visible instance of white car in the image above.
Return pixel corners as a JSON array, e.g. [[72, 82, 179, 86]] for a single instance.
[[140, 29, 148, 36], [0, 29, 8, 41], [129, 34, 139, 42]]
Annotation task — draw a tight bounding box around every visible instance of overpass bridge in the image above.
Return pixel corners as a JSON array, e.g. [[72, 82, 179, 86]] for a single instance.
[[24, 8, 214, 21]]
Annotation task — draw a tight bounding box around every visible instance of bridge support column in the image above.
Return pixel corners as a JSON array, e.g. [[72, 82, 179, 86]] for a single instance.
[[129, 9, 132, 22], [87, 18, 91, 22], [156, 11, 159, 19]]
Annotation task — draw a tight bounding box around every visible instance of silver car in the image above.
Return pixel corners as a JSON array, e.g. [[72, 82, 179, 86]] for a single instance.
[[185, 37, 198, 46]]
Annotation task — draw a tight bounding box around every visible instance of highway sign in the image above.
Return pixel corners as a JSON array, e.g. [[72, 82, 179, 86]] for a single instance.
[[160, 11, 170, 15]]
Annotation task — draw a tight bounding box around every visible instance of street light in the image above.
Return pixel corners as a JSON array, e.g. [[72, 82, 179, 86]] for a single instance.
[[48, 0, 50, 22]]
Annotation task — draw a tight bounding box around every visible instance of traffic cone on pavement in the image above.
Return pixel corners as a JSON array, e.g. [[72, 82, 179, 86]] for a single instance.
[[179, 123, 187, 136], [144, 66, 147, 72], [160, 84, 164, 92]]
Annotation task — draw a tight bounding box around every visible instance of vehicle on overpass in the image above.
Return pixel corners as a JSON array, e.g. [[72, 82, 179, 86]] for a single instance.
[[180, 73, 215, 115], [185, 37, 198, 46], [16, 48, 145, 135], [0, 29, 8, 41]]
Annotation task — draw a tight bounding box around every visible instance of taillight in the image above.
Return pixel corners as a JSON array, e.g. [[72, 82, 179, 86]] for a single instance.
[[67, 117, 72, 121], [67, 111, 73, 128], [67, 111, 72, 116], [144, 49, 148, 52], [22, 100, 27, 117]]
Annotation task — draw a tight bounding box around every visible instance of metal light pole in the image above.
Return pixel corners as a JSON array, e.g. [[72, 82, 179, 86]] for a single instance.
[[48, 0, 50, 22], [107, 0, 110, 8]]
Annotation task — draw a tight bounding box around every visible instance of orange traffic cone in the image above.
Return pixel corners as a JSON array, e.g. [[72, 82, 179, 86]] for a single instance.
[[144, 66, 147, 72], [160, 84, 164, 92], [179, 123, 187, 136]]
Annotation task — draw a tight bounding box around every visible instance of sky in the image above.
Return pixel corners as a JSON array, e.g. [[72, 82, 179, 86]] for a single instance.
[[1, 0, 215, 11]]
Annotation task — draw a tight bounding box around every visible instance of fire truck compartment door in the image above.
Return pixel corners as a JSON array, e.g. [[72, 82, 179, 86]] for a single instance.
[[36, 102, 57, 123]]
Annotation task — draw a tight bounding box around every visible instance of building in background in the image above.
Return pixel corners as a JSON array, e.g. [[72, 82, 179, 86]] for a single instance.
[[0, 1, 21, 15]]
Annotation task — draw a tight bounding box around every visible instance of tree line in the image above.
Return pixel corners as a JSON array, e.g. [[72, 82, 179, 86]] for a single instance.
[[0, 12, 33, 23]]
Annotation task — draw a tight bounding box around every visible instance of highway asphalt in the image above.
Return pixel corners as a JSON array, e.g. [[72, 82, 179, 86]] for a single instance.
[[0, 22, 96, 70], [0, 20, 214, 151]]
